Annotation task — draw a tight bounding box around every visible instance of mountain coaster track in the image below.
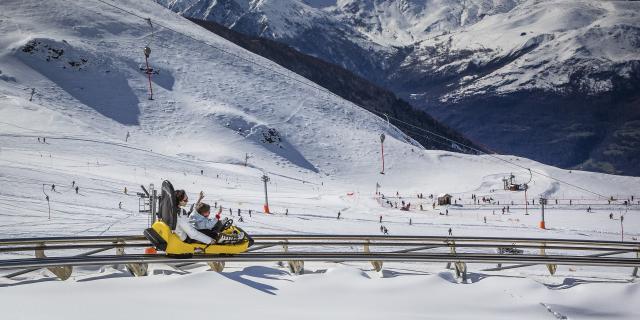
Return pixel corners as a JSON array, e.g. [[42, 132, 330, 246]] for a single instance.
[[1, 235, 639, 281]]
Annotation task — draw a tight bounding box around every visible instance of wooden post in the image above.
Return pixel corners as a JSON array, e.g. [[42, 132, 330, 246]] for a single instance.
[[35, 243, 72, 281], [207, 261, 225, 272], [282, 240, 303, 274], [447, 240, 467, 281], [540, 243, 557, 275], [116, 242, 148, 277], [632, 250, 639, 277], [365, 241, 383, 272]]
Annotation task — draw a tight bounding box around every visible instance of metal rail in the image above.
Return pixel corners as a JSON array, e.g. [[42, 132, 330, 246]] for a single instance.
[[253, 236, 640, 248], [1, 242, 637, 253], [0, 252, 638, 270], [3, 247, 114, 279], [2, 235, 639, 247], [0, 243, 150, 253], [0, 235, 147, 245], [1, 235, 638, 280]]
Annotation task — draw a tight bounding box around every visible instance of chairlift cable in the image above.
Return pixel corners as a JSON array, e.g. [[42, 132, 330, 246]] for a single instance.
[[370, 111, 609, 200]]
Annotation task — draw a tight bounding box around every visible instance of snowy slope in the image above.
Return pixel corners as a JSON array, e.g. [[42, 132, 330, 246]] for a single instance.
[[0, 0, 638, 260], [158, 0, 640, 176], [1, 1, 640, 319], [0, 0, 417, 180], [157, 0, 329, 38], [3, 263, 640, 320]]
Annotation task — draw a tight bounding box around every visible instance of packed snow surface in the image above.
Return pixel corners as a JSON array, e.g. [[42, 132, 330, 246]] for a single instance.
[[0, 0, 639, 319]]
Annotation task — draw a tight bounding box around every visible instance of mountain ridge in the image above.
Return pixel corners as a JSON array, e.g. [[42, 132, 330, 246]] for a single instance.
[[158, 0, 640, 176], [187, 17, 487, 154]]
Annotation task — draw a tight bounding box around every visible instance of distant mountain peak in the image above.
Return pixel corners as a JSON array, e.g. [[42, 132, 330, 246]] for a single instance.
[[158, 0, 640, 175]]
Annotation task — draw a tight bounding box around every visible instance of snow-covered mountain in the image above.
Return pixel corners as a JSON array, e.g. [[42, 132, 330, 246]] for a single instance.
[[1, 1, 639, 318], [186, 17, 484, 154], [159, 0, 639, 96], [2, 0, 636, 229], [1, 0, 637, 239], [158, 0, 640, 176], [1, 0, 426, 181]]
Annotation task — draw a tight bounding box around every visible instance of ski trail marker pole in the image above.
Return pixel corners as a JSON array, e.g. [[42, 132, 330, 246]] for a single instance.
[[262, 174, 270, 213], [380, 133, 385, 174]]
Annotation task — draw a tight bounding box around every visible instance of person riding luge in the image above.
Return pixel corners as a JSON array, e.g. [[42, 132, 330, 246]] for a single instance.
[[189, 201, 241, 244], [144, 180, 251, 256], [172, 189, 216, 245]]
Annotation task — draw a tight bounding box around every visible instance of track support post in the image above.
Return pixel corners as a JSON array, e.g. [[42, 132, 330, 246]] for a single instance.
[[35, 243, 72, 281], [207, 261, 225, 272], [282, 240, 304, 275], [364, 241, 383, 272], [632, 250, 639, 278], [115, 242, 148, 277], [447, 240, 467, 282], [540, 244, 557, 275]]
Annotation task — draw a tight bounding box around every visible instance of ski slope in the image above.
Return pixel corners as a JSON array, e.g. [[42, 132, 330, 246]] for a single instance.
[[0, 0, 639, 319]]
